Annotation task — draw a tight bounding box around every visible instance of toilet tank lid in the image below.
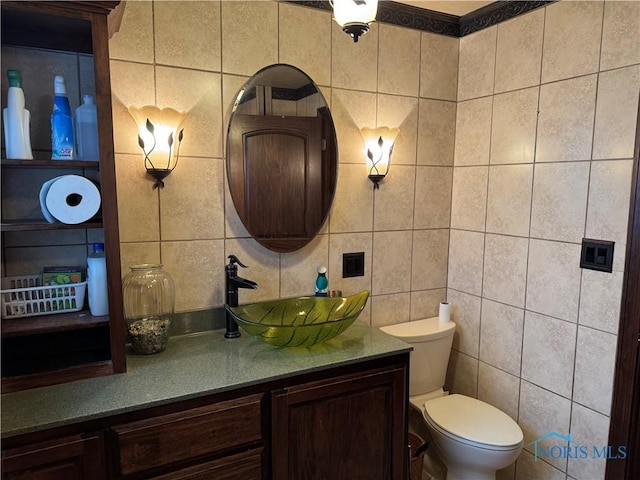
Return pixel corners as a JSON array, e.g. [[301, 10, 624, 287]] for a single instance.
[[379, 317, 455, 342], [424, 394, 523, 447]]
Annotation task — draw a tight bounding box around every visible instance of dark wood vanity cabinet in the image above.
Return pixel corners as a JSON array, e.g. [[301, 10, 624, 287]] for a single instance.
[[1, 356, 409, 479]]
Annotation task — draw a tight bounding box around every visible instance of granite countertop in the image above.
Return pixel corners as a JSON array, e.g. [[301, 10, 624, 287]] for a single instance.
[[1, 323, 411, 438]]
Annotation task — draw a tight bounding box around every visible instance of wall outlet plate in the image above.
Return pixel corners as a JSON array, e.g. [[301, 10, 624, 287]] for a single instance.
[[343, 252, 365, 278], [580, 238, 614, 273]]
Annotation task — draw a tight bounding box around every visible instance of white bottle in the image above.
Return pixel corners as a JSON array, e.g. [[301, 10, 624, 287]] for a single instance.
[[75, 95, 99, 161], [87, 242, 109, 316], [3, 69, 33, 159]]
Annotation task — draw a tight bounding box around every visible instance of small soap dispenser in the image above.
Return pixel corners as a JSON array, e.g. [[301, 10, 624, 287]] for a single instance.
[[315, 266, 328, 297]]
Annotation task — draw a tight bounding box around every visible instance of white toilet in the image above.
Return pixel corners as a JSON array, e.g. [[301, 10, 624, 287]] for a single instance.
[[380, 317, 523, 480]]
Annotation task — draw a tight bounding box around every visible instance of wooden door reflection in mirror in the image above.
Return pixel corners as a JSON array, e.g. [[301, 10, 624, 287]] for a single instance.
[[226, 65, 338, 253]]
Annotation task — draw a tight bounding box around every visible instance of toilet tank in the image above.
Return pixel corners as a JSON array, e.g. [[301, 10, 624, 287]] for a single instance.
[[380, 317, 456, 396]]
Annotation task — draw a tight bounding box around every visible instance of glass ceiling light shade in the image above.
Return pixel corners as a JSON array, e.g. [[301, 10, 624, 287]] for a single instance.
[[331, 0, 378, 43], [361, 126, 400, 189], [128, 106, 185, 189]]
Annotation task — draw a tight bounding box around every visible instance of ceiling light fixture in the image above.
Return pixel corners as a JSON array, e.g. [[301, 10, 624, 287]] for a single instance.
[[331, 0, 378, 43]]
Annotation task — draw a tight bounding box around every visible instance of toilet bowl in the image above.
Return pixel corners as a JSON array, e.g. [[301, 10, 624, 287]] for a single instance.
[[380, 317, 523, 480], [423, 394, 523, 480]]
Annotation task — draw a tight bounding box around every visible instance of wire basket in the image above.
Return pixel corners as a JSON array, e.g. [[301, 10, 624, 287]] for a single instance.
[[408, 432, 428, 480], [1, 274, 87, 319]]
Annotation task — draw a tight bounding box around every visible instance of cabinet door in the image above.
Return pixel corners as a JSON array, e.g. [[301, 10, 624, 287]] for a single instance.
[[271, 365, 408, 480], [1, 434, 105, 480], [228, 114, 324, 252]]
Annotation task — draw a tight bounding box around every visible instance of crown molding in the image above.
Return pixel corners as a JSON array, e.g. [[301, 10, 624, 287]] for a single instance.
[[459, 1, 554, 36], [378, 1, 459, 36], [287, 0, 556, 37]]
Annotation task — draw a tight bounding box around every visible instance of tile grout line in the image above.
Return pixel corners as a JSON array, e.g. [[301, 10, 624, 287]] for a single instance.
[[514, 1, 550, 435], [566, 4, 608, 463], [474, 25, 500, 399]]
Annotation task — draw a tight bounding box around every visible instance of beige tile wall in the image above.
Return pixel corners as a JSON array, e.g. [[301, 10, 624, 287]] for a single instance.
[[4, 3, 634, 477], [445, 2, 640, 479], [108, 1, 457, 320]]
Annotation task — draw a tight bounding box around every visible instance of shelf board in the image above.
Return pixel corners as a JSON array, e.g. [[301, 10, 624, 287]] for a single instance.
[[1, 220, 103, 231], [1, 159, 100, 168], [1, 310, 109, 338], [1, 360, 114, 394], [1, 5, 93, 54]]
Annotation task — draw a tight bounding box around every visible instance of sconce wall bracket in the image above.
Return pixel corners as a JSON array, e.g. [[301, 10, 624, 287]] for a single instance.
[[147, 168, 172, 189], [368, 174, 385, 189]]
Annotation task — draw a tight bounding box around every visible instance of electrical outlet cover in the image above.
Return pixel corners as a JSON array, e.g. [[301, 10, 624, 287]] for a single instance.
[[580, 238, 614, 273]]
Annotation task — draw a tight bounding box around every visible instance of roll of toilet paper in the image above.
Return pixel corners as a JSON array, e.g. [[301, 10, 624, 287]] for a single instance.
[[439, 302, 451, 323], [39, 176, 63, 223], [44, 175, 101, 224]]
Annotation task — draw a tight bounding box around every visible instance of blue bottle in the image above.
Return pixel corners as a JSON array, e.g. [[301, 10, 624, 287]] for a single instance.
[[315, 266, 328, 297], [51, 75, 75, 160]]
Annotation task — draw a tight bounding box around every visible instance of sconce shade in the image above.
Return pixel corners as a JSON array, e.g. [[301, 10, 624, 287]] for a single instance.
[[361, 126, 399, 189], [129, 106, 185, 188], [331, 0, 378, 42]]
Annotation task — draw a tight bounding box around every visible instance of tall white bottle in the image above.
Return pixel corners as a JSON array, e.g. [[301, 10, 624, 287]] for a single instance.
[[3, 69, 33, 159], [87, 242, 109, 316], [75, 95, 99, 161]]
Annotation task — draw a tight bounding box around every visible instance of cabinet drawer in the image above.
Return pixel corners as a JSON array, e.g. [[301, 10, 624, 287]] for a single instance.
[[151, 447, 263, 480], [111, 394, 263, 476]]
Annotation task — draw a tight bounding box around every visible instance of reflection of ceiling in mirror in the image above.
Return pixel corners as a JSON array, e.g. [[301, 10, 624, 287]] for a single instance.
[[235, 65, 323, 110], [393, 0, 494, 16], [253, 65, 311, 89]]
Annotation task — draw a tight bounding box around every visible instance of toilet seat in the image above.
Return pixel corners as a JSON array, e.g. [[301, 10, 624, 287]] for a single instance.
[[423, 394, 523, 451]]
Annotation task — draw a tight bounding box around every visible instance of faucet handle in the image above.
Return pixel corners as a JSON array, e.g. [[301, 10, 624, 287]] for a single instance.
[[228, 254, 248, 268]]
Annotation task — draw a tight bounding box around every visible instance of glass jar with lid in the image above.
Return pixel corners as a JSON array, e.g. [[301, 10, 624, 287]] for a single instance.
[[122, 264, 175, 354]]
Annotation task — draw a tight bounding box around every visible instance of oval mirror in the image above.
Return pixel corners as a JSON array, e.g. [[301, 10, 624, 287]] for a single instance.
[[226, 64, 338, 253]]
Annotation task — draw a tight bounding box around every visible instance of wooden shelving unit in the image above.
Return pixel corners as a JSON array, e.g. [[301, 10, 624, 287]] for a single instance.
[[1, 1, 125, 393]]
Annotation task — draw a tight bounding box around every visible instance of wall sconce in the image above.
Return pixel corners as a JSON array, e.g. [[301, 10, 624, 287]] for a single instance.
[[361, 126, 399, 189], [331, 0, 378, 43], [129, 106, 185, 189]]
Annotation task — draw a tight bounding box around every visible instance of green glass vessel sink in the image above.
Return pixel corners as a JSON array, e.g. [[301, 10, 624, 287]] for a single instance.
[[225, 291, 370, 347]]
